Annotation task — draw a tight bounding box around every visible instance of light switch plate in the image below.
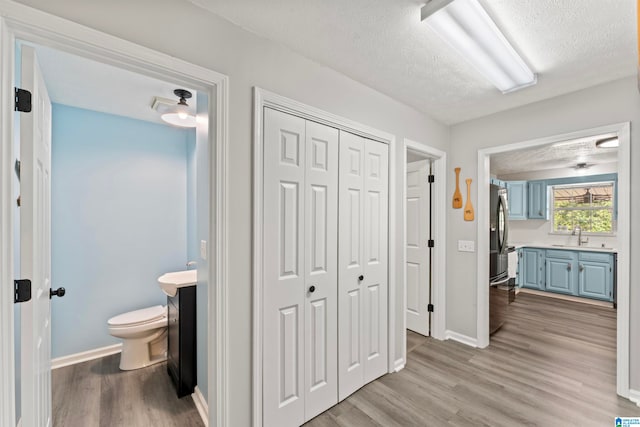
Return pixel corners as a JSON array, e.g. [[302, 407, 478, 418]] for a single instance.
[[200, 240, 208, 260], [458, 240, 475, 252]]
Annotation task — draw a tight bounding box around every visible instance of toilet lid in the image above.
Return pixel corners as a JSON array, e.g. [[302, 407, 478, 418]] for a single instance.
[[108, 305, 166, 327]]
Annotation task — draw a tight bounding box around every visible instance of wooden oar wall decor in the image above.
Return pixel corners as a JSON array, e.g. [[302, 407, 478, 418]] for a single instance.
[[452, 167, 474, 221]]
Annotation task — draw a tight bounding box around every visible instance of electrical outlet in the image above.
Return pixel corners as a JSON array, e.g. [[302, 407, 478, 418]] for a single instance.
[[200, 240, 208, 260], [458, 240, 475, 252]]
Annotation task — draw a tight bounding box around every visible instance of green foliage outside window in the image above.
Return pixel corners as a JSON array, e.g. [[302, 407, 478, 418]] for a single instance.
[[552, 183, 614, 233]]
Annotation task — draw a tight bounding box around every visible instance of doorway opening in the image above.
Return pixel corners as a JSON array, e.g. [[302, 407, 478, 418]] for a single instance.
[[476, 122, 631, 398], [0, 10, 229, 427]]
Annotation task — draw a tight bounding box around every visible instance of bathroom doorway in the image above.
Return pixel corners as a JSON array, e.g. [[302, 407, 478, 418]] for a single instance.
[[1, 13, 229, 425]]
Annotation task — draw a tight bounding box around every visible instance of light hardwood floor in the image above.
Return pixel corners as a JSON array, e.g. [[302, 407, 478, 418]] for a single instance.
[[306, 292, 640, 427], [52, 354, 204, 427]]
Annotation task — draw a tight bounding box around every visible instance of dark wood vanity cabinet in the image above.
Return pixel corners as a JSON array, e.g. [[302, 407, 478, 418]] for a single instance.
[[167, 285, 196, 398]]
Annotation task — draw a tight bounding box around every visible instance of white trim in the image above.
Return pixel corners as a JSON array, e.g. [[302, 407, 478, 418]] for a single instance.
[[192, 386, 209, 427], [476, 122, 631, 398], [0, 14, 16, 427], [51, 344, 122, 370], [628, 389, 640, 407], [16, 417, 21, 427], [445, 330, 478, 348], [402, 139, 447, 346], [0, 3, 230, 426], [252, 87, 397, 427], [393, 361, 405, 372]]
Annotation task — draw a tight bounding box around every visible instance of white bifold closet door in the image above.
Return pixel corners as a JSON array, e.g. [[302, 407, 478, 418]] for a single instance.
[[338, 131, 389, 401], [263, 108, 339, 427]]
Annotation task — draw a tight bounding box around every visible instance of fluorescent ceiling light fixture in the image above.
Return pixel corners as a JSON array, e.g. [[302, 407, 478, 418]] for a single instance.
[[595, 136, 619, 148], [421, 0, 537, 93]]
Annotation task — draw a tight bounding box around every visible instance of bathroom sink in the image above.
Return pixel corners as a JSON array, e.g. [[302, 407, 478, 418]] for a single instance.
[[158, 270, 197, 297]]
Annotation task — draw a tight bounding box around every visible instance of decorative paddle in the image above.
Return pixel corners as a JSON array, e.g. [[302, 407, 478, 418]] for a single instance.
[[452, 167, 463, 209], [464, 178, 474, 221]]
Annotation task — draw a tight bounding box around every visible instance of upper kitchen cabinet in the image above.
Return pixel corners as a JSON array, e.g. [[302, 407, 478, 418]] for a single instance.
[[527, 180, 547, 219], [506, 181, 527, 220]]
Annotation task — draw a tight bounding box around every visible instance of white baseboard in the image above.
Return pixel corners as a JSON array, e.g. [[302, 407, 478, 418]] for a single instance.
[[393, 358, 405, 372], [51, 343, 122, 370], [445, 330, 478, 348], [192, 386, 209, 426], [17, 417, 22, 427], [628, 389, 640, 406]]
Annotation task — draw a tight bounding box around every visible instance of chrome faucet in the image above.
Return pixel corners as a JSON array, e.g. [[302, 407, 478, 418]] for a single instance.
[[572, 226, 589, 246]]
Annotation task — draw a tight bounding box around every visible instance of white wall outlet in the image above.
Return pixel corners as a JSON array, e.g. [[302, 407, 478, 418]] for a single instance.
[[458, 240, 475, 252], [200, 240, 208, 260]]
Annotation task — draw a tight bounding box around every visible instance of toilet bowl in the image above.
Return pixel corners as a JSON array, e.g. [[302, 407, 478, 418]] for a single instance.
[[107, 305, 168, 371]]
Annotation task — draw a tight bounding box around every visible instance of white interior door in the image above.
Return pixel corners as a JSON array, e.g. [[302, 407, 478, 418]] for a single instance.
[[303, 121, 338, 420], [263, 108, 306, 427], [362, 138, 388, 384], [405, 160, 431, 336], [338, 131, 388, 400], [20, 45, 53, 427], [263, 109, 339, 426]]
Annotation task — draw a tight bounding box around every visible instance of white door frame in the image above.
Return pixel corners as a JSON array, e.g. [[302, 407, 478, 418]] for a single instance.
[[401, 139, 447, 350], [476, 122, 631, 398], [0, 2, 230, 426], [252, 87, 397, 427]]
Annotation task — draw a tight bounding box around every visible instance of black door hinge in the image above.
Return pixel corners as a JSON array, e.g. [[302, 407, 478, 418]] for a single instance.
[[14, 279, 32, 303], [427, 304, 434, 313], [14, 88, 32, 113], [428, 174, 435, 183], [428, 239, 435, 248]]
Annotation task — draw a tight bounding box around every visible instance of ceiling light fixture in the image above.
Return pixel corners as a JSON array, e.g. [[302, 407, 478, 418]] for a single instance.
[[161, 89, 196, 128], [421, 0, 537, 94], [595, 136, 619, 148]]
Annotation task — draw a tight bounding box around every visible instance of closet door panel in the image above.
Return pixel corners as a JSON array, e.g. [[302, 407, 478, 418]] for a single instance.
[[263, 108, 306, 427], [338, 131, 366, 401], [363, 141, 389, 383], [304, 121, 339, 419]]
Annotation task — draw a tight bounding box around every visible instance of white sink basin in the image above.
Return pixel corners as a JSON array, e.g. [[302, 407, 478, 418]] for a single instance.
[[158, 269, 197, 297]]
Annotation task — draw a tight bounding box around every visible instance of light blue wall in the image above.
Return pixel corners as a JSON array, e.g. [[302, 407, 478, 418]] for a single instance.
[[187, 132, 197, 263], [195, 93, 209, 400], [51, 104, 191, 358]]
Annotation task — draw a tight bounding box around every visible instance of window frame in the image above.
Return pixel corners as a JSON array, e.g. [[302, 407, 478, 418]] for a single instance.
[[549, 180, 617, 236]]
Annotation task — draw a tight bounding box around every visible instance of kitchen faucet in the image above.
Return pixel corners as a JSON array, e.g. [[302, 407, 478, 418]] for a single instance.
[[572, 226, 589, 246]]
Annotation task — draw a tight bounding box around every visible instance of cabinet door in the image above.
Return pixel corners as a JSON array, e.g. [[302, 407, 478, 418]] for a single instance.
[[263, 108, 306, 426], [338, 132, 388, 400], [528, 181, 547, 219], [578, 261, 612, 301], [522, 249, 544, 290], [303, 121, 339, 420], [506, 181, 527, 220], [545, 257, 576, 295], [515, 248, 522, 287]]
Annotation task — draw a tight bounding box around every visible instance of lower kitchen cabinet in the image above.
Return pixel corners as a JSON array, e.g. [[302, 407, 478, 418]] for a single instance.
[[521, 248, 544, 290], [516, 246, 614, 302], [545, 250, 577, 295]]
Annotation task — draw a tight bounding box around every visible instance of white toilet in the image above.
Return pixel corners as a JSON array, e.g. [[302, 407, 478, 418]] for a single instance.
[[107, 305, 168, 371]]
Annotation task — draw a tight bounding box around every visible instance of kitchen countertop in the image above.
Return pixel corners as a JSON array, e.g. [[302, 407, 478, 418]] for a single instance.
[[511, 243, 617, 253]]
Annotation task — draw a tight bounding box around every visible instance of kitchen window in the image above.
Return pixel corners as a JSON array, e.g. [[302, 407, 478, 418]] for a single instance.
[[551, 181, 615, 234]]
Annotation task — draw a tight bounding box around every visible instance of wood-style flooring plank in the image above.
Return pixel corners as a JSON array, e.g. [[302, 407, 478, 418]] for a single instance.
[[52, 354, 204, 427], [305, 293, 640, 427]]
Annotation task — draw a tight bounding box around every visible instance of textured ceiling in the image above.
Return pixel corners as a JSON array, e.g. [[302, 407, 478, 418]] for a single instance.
[[28, 43, 196, 126], [490, 134, 619, 175], [188, 0, 637, 124]]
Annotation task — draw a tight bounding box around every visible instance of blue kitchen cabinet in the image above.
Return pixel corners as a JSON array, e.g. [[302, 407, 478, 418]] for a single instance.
[[545, 250, 577, 295], [522, 248, 544, 290], [578, 252, 613, 301], [506, 181, 527, 220], [515, 248, 522, 287], [491, 178, 506, 188], [528, 180, 547, 219]]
